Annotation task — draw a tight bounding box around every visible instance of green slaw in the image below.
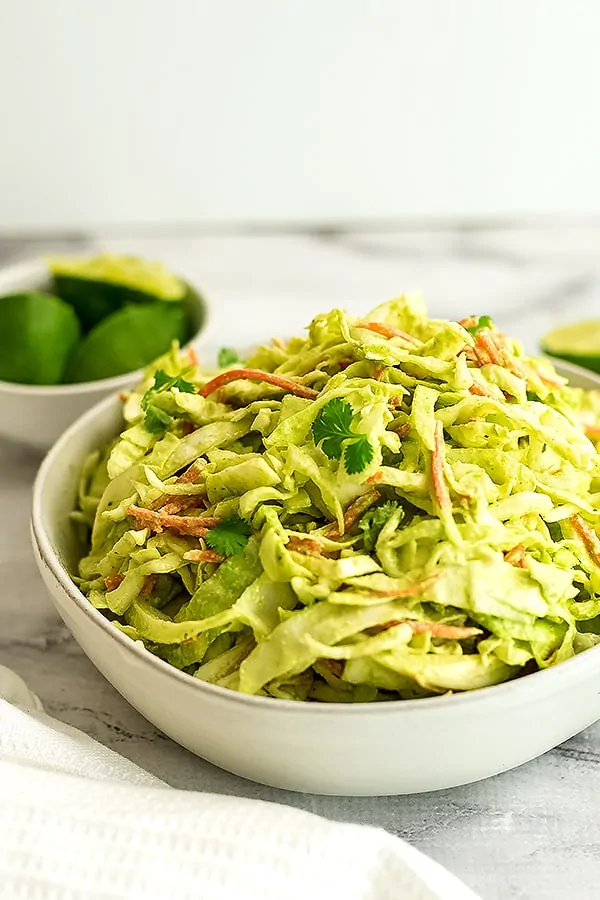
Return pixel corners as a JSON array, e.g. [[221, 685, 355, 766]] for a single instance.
[[73, 295, 600, 702]]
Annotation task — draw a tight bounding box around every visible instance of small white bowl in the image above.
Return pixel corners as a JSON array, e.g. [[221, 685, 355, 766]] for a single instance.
[[0, 258, 211, 451], [31, 360, 600, 796]]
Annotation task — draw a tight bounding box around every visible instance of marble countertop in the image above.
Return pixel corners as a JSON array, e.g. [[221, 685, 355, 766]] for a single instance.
[[2, 223, 600, 900]]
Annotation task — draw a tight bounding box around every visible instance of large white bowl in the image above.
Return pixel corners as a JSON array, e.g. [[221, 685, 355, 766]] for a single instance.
[[31, 360, 600, 796], [0, 258, 211, 450]]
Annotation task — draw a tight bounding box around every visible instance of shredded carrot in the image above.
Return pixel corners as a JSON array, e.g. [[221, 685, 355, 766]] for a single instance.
[[431, 420, 451, 513], [325, 489, 381, 538], [183, 549, 226, 564], [388, 396, 403, 409], [105, 572, 157, 597], [504, 544, 527, 569], [160, 496, 206, 516], [178, 465, 203, 484], [199, 369, 318, 400], [127, 506, 219, 537], [467, 344, 489, 367], [584, 425, 600, 439], [187, 346, 199, 367], [476, 332, 504, 366], [458, 316, 478, 329], [104, 574, 124, 592], [469, 383, 493, 398], [380, 620, 481, 639], [570, 514, 600, 567], [366, 472, 384, 484], [286, 535, 325, 557], [152, 465, 204, 512], [505, 357, 528, 381], [373, 365, 385, 381], [119, 392, 128, 402], [357, 321, 420, 346], [395, 423, 411, 438], [180, 465, 202, 484]]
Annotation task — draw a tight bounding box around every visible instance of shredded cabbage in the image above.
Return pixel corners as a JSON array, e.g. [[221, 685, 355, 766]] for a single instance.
[[74, 295, 600, 702]]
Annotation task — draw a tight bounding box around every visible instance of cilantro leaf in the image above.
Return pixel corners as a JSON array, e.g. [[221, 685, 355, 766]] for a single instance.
[[141, 369, 196, 435], [142, 369, 196, 405], [312, 398, 374, 474], [466, 315, 493, 336], [312, 398, 355, 459], [150, 369, 173, 391], [218, 347, 239, 367], [343, 435, 374, 475], [359, 501, 403, 551], [144, 406, 173, 434], [205, 516, 251, 556]]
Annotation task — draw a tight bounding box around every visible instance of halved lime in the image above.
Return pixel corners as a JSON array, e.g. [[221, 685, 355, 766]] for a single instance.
[[0, 292, 81, 384], [541, 321, 600, 374], [64, 302, 186, 383], [47, 253, 187, 331]]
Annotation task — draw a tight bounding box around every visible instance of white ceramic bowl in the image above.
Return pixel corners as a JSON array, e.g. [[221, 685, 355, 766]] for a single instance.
[[0, 258, 211, 450], [31, 360, 600, 796]]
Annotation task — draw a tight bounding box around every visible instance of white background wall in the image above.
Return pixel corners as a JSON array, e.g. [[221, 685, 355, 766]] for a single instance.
[[1, 0, 599, 231]]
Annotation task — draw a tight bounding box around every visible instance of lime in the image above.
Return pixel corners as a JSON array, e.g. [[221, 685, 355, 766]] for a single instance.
[[64, 302, 186, 383], [541, 321, 600, 374], [0, 292, 81, 384], [47, 253, 187, 331]]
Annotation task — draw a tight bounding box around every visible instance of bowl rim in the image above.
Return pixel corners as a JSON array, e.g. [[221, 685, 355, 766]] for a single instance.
[[0, 256, 212, 394], [31, 363, 600, 717]]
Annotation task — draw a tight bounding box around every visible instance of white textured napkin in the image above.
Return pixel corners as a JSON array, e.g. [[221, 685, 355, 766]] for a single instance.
[[0, 664, 480, 900]]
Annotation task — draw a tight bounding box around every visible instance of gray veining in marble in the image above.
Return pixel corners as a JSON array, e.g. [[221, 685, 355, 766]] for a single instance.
[[2, 224, 600, 900]]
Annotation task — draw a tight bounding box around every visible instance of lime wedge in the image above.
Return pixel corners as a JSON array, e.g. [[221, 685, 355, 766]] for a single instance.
[[64, 302, 186, 383], [0, 292, 81, 384], [541, 321, 600, 374], [47, 253, 187, 331]]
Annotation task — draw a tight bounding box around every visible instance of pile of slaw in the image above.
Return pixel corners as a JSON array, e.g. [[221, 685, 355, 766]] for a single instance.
[[73, 294, 600, 702]]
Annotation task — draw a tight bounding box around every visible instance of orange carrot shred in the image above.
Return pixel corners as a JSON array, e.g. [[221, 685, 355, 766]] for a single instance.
[[151, 465, 204, 511], [476, 332, 504, 366], [127, 506, 219, 537], [286, 536, 325, 557], [199, 369, 318, 400], [325, 489, 381, 538], [357, 321, 420, 346], [570, 514, 600, 567], [104, 574, 124, 592], [504, 544, 527, 568], [160, 496, 205, 516], [469, 383, 493, 398]]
